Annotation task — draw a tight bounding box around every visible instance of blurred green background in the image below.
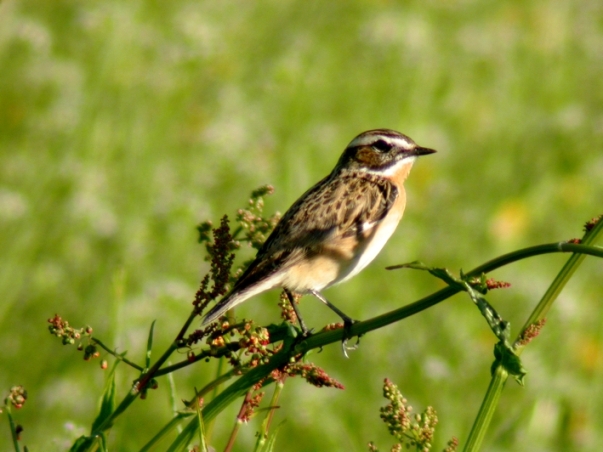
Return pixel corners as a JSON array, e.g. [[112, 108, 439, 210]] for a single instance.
[[1, 0, 602, 450]]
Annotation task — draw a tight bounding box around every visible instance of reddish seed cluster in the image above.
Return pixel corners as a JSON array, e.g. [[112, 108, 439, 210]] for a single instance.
[[278, 291, 301, 324], [191, 187, 282, 358], [485, 278, 511, 290], [379, 378, 440, 451], [566, 238, 582, 244], [321, 322, 345, 332], [381, 378, 412, 437], [48, 315, 98, 361], [282, 362, 344, 389], [237, 325, 271, 368], [194, 215, 237, 310], [516, 318, 547, 346], [444, 437, 460, 452], [186, 322, 220, 347], [267, 368, 287, 386], [467, 276, 511, 293], [211, 335, 226, 348], [203, 321, 234, 349], [5, 385, 27, 409], [584, 214, 602, 232], [250, 184, 275, 198], [236, 185, 281, 251], [237, 391, 265, 423], [414, 406, 438, 448], [47, 314, 92, 345]]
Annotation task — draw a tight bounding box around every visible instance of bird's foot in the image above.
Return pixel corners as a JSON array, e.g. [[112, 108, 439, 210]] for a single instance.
[[341, 318, 361, 358]]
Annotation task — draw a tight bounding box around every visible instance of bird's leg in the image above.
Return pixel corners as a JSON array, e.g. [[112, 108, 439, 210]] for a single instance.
[[308, 289, 360, 357], [284, 289, 309, 336]]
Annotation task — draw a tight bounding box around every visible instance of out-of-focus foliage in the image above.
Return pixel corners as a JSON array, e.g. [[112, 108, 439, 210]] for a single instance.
[[1, 1, 602, 450]]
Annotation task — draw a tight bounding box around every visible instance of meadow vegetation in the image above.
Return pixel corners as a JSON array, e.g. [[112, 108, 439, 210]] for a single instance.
[[1, 1, 602, 450]]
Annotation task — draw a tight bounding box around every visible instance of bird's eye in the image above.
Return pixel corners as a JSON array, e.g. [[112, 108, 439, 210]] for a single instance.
[[372, 139, 393, 152]]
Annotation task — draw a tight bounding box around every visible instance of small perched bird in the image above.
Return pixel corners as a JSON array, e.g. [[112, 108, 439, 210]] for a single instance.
[[202, 129, 436, 343]]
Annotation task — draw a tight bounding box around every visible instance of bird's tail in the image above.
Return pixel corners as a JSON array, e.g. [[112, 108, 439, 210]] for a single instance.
[[202, 263, 284, 325], [202, 276, 278, 325], [201, 291, 246, 325]]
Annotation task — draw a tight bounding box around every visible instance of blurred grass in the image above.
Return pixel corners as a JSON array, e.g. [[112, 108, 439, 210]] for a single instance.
[[1, 0, 602, 450]]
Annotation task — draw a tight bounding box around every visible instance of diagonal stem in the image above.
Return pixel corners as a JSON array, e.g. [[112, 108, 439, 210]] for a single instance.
[[464, 220, 603, 452]]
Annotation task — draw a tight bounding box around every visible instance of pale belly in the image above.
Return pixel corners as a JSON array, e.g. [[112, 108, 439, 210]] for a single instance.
[[330, 209, 403, 287], [280, 209, 403, 293]]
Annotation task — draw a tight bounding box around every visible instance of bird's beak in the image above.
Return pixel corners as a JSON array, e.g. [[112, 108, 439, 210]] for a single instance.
[[412, 146, 437, 156]]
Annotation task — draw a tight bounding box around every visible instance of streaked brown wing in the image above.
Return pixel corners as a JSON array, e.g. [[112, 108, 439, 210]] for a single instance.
[[230, 170, 398, 293], [264, 170, 397, 250]]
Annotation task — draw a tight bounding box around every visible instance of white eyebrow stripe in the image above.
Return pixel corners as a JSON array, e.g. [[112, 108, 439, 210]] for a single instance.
[[349, 134, 413, 149]]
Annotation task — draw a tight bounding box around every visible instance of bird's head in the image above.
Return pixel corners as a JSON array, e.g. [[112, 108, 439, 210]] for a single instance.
[[337, 129, 436, 175]]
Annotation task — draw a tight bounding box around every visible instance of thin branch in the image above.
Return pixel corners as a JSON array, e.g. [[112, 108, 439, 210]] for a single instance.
[[91, 338, 143, 371]]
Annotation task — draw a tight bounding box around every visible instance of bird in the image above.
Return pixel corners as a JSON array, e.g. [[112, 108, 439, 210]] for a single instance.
[[202, 129, 436, 347]]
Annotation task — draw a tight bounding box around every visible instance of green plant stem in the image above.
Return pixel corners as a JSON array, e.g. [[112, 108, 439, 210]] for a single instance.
[[154, 324, 293, 377], [93, 342, 179, 434], [92, 391, 139, 435], [205, 356, 226, 442], [263, 379, 284, 435], [91, 337, 143, 371], [225, 391, 254, 452], [93, 310, 199, 436], [518, 224, 603, 336], [196, 368, 240, 400], [166, 348, 291, 451], [161, 241, 602, 450], [138, 244, 603, 389], [136, 309, 199, 392], [146, 242, 599, 384], [5, 406, 20, 452], [463, 365, 507, 452], [255, 377, 286, 450], [298, 243, 603, 354], [464, 221, 603, 452], [196, 403, 209, 452], [95, 239, 601, 447], [138, 368, 241, 450], [223, 422, 241, 452], [139, 412, 191, 452]]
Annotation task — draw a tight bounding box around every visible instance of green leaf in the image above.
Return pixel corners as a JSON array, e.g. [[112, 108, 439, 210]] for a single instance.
[[492, 342, 527, 385], [428, 267, 463, 287], [91, 361, 119, 433], [385, 260, 428, 270], [69, 436, 94, 452], [258, 422, 284, 452], [69, 434, 106, 452], [464, 285, 511, 344], [5, 406, 21, 452], [145, 320, 157, 369], [196, 401, 209, 452]]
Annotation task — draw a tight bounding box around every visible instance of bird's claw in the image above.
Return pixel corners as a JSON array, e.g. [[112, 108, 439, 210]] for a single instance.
[[341, 319, 360, 358]]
